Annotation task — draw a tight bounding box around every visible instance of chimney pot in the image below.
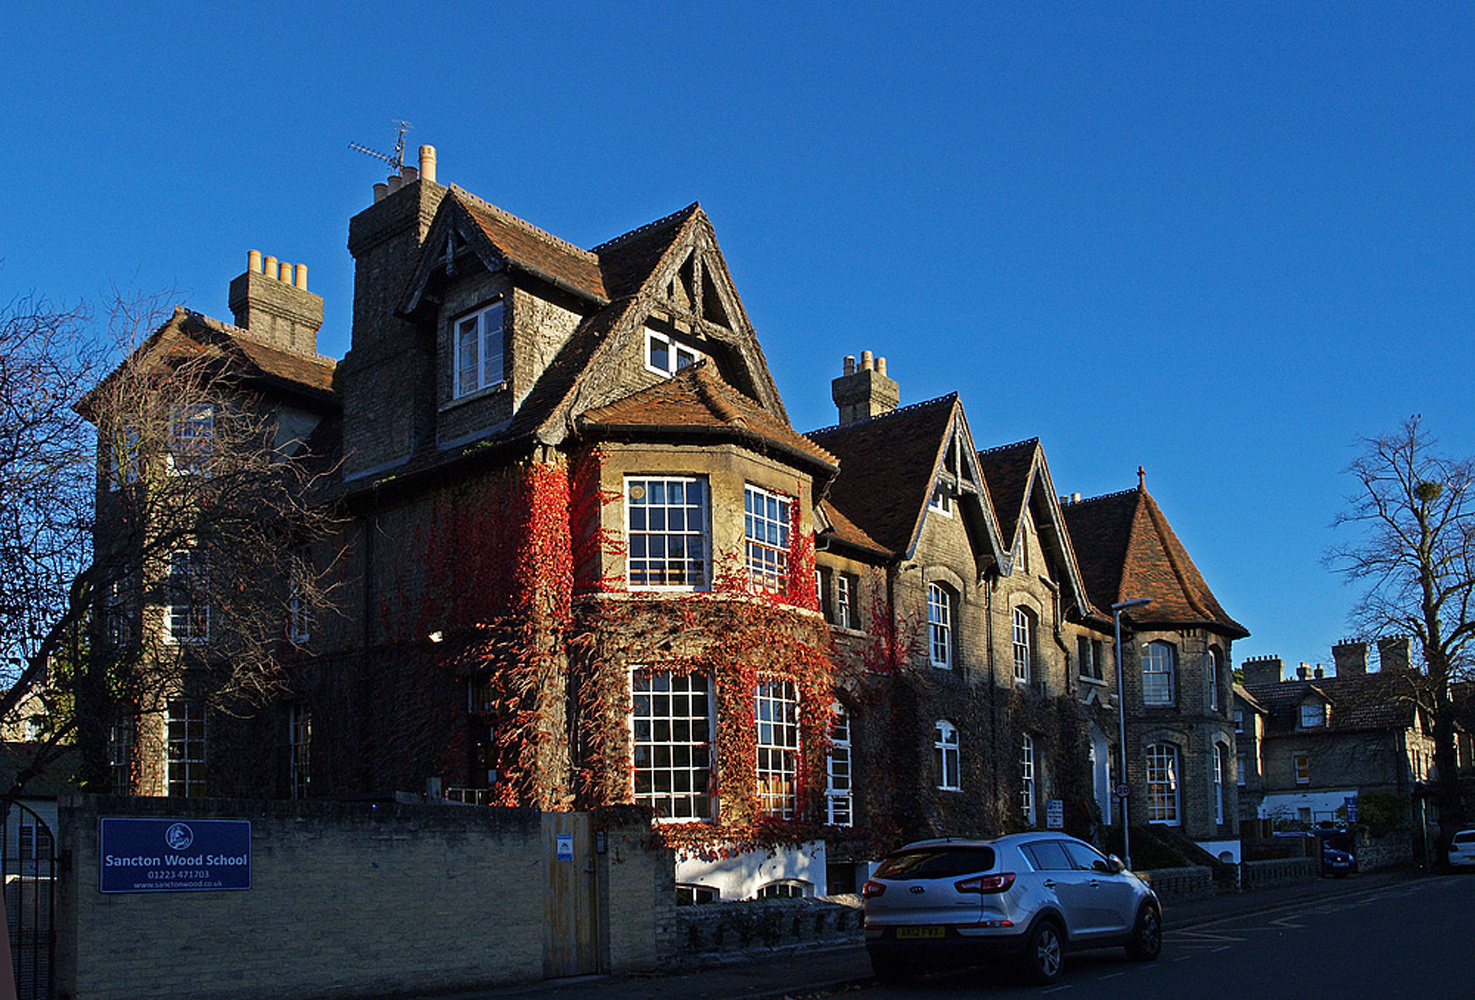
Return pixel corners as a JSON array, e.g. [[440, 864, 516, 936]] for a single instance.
[[861, 350, 874, 371], [419, 145, 437, 184], [1297, 663, 1311, 680], [1071, 492, 1082, 503], [263, 255, 278, 281], [876, 356, 888, 376], [294, 263, 308, 290], [247, 249, 262, 274], [843, 355, 856, 375], [278, 261, 291, 283], [373, 182, 389, 203], [387, 173, 403, 193], [402, 165, 418, 183], [1313, 665, 1325, 679]]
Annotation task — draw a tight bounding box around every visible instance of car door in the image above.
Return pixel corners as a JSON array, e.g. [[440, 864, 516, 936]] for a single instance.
[[1022, 840, 1096, 936], [1060, 840, 1136, 937]]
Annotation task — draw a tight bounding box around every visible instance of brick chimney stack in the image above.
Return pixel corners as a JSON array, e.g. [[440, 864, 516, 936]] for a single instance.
[[228, 250, 324, 355], [1378, 636, 1412, 672], [832, 350, 899, 426], [1332, 639, 1368, 676], [1241, 655, 1284, 687]]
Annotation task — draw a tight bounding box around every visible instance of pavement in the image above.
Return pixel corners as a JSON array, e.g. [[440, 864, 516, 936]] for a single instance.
[[399, 868, 1422, 1000]]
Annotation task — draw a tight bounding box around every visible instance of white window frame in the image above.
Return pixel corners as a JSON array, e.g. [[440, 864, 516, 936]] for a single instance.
[[1142, 640, 1176, 705], [167, 699, 207, 798], [1207, 647, 1222, 711], [928, 482, 953, 516], [934, 719, 960, 790], [452, 299, 505, 399], [625, 476, 710, 591], [108, 718, 133, 794], [838, 572, 857, 629], [1021, 732, 1036, 826], [1234, 708, 1245, 734], [644, 325, 701, 377], [167, 403, 213, 475], [1213, 743, 1226, 825], [1146, 743, 1180, 825], [630, 670, 715, 822], [744, 484, 791, 595], [928, 583, 954, 669], [1013, 607, 1033, 683], [166, 549, 209, 645], [826, 703, 853, 827], [756, 678, 800, 818], [1237, 752, 1248, 787]]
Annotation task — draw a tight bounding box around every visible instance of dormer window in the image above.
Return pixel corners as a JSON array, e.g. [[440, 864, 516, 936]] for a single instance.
[[645, 326, 700, 377], [453, 299, 505, 398], [1299, 701, 1326, 728]]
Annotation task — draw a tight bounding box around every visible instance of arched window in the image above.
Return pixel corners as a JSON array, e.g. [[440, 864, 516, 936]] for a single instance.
[[1207, 645, 1224, 712], [934, 720, 960, 790], [1143, 641, 1176, 705], [1146, 743, 1180, 825], [928, 583, 955, 669], [1021, 733, 1036, 826], [1012, 607, 1035, 683]]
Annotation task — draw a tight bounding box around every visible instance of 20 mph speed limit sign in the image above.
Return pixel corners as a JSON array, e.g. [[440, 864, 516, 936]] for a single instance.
[[1114, 783, 1131, 798]]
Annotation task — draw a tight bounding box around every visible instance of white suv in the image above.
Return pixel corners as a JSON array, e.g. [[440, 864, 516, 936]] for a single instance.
[[862, 833, 1161, 985]]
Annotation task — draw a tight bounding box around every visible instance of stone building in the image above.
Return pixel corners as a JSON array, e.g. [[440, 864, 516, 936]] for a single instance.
[[86, 146, 1250, 894], [1237, 640, 1437, 830]]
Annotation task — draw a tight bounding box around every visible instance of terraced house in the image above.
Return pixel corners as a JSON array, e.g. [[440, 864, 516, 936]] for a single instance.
[[85, 146, 1250, 897]]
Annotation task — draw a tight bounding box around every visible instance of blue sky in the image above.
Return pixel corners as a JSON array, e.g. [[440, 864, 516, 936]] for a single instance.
[[6, 2, 1474, 672]]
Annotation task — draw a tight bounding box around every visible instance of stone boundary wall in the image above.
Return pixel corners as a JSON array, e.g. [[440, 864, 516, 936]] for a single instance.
[[54, 796, 669, 1000], [673, 897, 863, 961], [1140, 866, 1214, 900], [1240, 856, 1317, 890]]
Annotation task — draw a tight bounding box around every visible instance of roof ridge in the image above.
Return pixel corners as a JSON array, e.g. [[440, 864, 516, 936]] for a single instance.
[[448, 185, 598, 262], [1066, 486, 1139, 506], [181, 308, 336, 367], [806, 392, 959, 436], [977, 436, 1040, 457], [591, 202, 701, 252]]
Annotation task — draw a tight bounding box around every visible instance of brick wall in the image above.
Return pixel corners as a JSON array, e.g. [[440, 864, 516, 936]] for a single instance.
[[55, 796, 670, 1000]]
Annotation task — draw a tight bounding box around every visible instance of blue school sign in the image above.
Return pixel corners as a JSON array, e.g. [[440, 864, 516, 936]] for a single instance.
[[99, 818, 252, 893]]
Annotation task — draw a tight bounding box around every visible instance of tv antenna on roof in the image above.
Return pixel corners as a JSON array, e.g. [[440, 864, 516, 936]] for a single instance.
[[350, 120, 413, 171]]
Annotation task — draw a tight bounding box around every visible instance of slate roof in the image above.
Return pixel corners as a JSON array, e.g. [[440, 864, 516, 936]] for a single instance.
[[807, 394, 961, 556], [77, 307, 338, 419], [1062, 485, 1248, 638], [1242, 671, 1425, 735], [976, 438, 1039, 548], [594, 203, 705, 299], [454, 187, 610, 301], [579, 362, 836, 472]]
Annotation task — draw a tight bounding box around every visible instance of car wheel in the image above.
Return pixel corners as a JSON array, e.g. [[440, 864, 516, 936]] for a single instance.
[[870, 951, 909, 984], [1021, 918, 1064, 985], [1125, 903, 1161, 961]]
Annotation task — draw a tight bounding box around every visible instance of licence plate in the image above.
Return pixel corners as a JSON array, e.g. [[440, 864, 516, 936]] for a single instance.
[[896, 926, 946, 939]]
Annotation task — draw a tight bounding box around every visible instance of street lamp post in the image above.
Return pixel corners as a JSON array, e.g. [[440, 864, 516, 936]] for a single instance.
[[1112, 597, 1151, 872]]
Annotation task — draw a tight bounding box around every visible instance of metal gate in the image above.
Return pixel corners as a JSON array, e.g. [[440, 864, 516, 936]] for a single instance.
[[1, 801, 54, 1000]]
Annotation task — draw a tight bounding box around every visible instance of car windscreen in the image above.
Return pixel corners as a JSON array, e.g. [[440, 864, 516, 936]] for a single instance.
[[1454, 832, 1475, 844], [874, 846, 996, 880]]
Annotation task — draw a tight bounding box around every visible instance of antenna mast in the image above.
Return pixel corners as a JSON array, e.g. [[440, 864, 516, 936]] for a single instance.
[[350, 119, 413, 171]]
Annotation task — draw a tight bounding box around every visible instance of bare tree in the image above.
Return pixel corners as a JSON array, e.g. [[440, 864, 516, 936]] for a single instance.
[[2, 292, 341, 797], [1327, 416, 1473, 860]]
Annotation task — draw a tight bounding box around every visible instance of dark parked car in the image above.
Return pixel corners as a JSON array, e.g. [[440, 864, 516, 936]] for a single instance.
[[862, 832, 1161, 985]]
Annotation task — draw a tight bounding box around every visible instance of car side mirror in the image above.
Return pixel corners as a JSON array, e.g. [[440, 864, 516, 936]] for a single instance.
[[1103, 855, 1126, 874]]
